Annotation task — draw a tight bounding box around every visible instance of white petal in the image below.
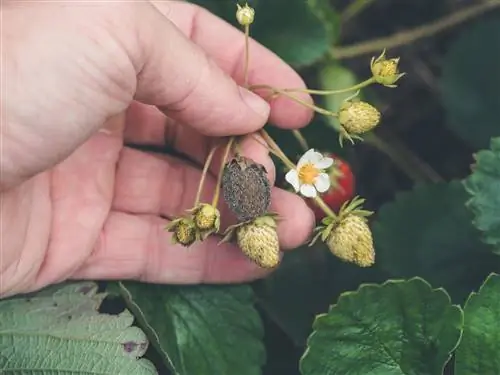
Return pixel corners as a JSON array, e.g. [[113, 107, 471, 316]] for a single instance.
[[300, 184, 317, 198], [298, 148, 321, 168], [314, 173, 331, 193], [285, 169, 300, 192], [315, 156, 334, 170]]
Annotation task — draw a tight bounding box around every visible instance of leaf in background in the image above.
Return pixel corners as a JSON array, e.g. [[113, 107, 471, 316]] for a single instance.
[[441, 18, 500, 149], [300, 278, 463, 375], [372, 181, 498, 303], [306, 0, 340, 43], [455, 273, 500, 375], [463, 137, 500, 253], [189, 0, 332, 67], [254, 245, 388, 347], [0, 282, 157, 375], [114, 282, 265, 375], [318, 63, 361, 130]]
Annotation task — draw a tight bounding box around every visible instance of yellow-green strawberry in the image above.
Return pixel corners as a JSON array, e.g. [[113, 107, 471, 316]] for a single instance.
[[235, 216, 280, 269], [338, 101, 381, 136], [193, 204, 220, 232], [165, 218, 198, 247], [327, 214, 374, 267]]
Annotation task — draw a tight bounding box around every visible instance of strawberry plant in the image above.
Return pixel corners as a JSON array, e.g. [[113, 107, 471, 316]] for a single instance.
[[2, 1, 500, 375]]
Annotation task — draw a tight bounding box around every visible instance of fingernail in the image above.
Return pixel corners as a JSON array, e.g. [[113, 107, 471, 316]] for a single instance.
[[239, 87, 270, 118]]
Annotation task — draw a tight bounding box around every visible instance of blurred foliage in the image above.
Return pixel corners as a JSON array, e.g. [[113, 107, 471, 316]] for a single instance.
[[441, 19, 500, 150]]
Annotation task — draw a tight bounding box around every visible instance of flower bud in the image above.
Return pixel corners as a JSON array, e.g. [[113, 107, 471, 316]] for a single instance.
[[236, 3, 255, 26], [370, 50, 405, 87], [338, 101, 381, 135]]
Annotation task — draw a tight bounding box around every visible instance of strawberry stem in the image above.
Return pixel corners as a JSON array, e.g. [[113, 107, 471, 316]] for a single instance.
[[194, 144, 218, 207], [212, 137, 235, 207], [250, 77, 375, 96], [292, 129, 309, 152]]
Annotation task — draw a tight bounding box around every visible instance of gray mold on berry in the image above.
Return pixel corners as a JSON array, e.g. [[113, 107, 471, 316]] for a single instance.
[[221, 155, 271, 222]]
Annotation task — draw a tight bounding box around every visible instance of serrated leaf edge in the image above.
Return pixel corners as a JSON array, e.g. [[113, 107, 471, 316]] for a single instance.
[[299, 277, 464, 374]]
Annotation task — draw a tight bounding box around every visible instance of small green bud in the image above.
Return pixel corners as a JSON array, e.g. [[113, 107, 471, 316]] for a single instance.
[[370, 50, 406, 87], [236, 3, 255, 26]]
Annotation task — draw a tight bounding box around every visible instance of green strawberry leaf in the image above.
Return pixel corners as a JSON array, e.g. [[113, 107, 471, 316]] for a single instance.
[[113, 282, 265, 375], [0, 282, 157, 374], [441, 18, 500, 149], [188, 0, 332, 67], [372, 181, 498, 303], [455, 273, 500, 374], [299, 277, 463, 375], [254, 245, 387, 346], [463, 137, 500, 253]]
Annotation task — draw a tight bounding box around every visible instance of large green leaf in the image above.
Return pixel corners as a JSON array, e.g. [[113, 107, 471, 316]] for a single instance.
[[114, 282, 265, 375], [0, 282, 157, 375], [441, 18, 500, 149], [455, 273, 500, 374], [189, 0, 333, 67], [463, 137, 500, 253], [254, 245, 387, 347], [372, 181, 498, 303], [300, 278, 463, 375]]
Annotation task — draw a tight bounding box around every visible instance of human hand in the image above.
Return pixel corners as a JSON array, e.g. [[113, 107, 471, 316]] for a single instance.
[[1, 1, 315, 297]]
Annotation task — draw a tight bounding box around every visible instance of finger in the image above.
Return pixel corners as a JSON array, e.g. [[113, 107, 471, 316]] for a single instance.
[[71, 212, 271, 284], [132, 3, 272, 136], [155, 1, 313, 129]]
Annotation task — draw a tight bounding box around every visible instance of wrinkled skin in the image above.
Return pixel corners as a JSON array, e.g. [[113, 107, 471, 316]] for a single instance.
[[1, 1, 315, 297]]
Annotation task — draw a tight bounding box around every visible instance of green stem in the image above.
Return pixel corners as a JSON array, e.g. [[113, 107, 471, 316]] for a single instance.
[[212, 137, 235, 207], [250, 77, 375, 96], [243, 24, 250, 87], [259, 129, 337, 219], [292, 130, 309, 152], [252, 86, 337, 117], [331, 1, 500, 59], [194, 144, 219, 206]]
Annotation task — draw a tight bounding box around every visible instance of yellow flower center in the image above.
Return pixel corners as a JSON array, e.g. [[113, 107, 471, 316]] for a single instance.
[[298, 163, 319, 185], [380, 60, 398, 76]]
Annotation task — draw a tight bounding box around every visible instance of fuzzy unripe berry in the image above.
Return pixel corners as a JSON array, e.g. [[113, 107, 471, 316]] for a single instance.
[[236, 3, 255, 26], [338, 101, 381, 135], [236, 218, 280, 268], [173, 218, 197, 247], [221, 156, 271, 222], [194, 204, 220, 231], [327, 215, 374, 267]]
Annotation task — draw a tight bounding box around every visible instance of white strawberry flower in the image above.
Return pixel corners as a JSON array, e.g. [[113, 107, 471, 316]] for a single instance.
[[285, 149, 334, 198]]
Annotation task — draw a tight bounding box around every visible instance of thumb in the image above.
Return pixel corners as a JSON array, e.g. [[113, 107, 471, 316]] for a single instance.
[[133, 4, 271, 136]]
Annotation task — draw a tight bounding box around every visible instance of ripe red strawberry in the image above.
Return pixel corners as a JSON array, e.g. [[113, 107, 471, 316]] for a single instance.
[[306, 154, 355, 221]]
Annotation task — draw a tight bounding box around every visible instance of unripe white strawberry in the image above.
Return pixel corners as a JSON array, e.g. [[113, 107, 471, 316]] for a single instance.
[[235, 216, 280, 268], [338, 101, 381, 135], [327, 214, 375, 267]]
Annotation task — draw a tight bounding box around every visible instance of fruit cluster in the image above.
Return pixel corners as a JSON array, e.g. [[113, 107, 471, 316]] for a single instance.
[[165, 2, 405, 269]]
